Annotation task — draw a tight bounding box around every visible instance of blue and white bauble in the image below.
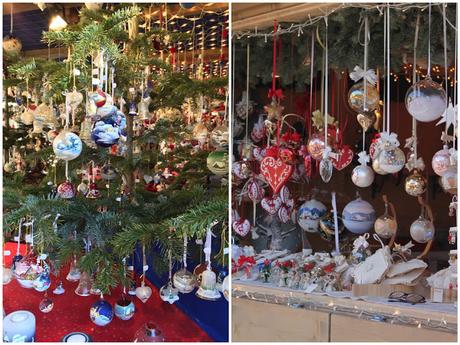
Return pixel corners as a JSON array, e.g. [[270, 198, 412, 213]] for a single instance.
[[33, 270, 51, 292], [297, 198, 327, 233], [342, 197, 376, 234], [53, 131, 83, 161], [114, 299, 135, 321], [90, 299, 113, 326], [91, 120, 121, 147]]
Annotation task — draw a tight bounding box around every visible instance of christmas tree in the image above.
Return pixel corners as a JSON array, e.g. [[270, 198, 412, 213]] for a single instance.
[[3, 3, 229, 297]]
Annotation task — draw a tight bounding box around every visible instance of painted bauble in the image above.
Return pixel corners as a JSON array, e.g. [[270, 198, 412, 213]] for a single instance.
[[376, 147, 405, 174], [21, 109, 35, 125], [356, 111, 377, 131], [405, 78, 447, 122], [91, 120, 121, 147], [374, 214, 397, 239], [348, 81, 380, 113], [3, 34, 22, 55], [210, 125, 229, 148], [440, 165, 457, 195], [13, 256, 38, 289], [173, 268, 197, 293], [53, 131, 83, 161], [432, 146, 451, 176], [47, 129, 59, 142], [342, 197, 375, 234], [39, 297, 54, 313], [96, 104, 118, 119], [114, 297, 135, 320], [33, 270, 51, 292], [77, 182, 89, 195], [410, 216, 435, 243], [90, 299, 113, 326], [307, 131, 333, 161], [404, 170, 427, 196], [90, 89, 107, 108], [352, 164, 375, 187], [297, 198, 327, 233], [318, 211, 344, 241], [57, 181, 76, 199], [207, 150, 228, 176]]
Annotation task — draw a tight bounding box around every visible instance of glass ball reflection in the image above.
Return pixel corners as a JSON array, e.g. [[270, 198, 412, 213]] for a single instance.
[[410, 216, 435, 243], [405, 78, 447, 122], [348, 81, 380, 113]]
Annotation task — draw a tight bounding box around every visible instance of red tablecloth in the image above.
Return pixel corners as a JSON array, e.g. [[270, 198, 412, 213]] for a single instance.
[[3, 263, 212, 342]]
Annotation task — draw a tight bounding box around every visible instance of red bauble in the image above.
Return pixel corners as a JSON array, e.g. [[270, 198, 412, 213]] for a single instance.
[[57, 181, 76, 199]]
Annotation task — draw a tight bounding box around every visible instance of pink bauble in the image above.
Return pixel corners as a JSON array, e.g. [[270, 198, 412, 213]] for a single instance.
[[57, 181, 76, 199], [431, 146, 451, 176]]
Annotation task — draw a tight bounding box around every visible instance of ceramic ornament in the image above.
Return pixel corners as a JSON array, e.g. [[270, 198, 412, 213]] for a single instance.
[[342, 195, 375, 234], [253, 147, 266, 161], [297, 197, 327, 233], [246, 178, 265, 202], [232, 161, 251, 180], [260, 156, 293, 194], [135, 281, 152, 303], [261, 195, 282, 215], [277, 186, 294, 223], [330, 145, 354, 171], [232, 218, 251, 237], [251, 115, 266, 143]]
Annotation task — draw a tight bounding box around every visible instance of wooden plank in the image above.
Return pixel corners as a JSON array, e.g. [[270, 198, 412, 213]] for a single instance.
[[232, 298, 330, 342], [330, 314, 458, 342]]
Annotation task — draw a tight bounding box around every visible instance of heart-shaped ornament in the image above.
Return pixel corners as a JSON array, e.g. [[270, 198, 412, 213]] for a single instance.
[[232, 161, 250, 180], [247, 178, 265, 202], [260, 156, 293, 194], [232, 219, 251, 237], [135, 282, 152, 303], [278, 205, 291, 223], [330, 146, 354, 171], [261, 196, 282, 215], [253, 147, 266, 161]]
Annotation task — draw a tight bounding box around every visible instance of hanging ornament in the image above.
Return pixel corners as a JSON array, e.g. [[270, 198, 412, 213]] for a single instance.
[[374, 197, 397, 239], [193, 123, 208, 145], [3, 34, 22, 55], [235, 93, 254, 119], [114, 295, 135, 321], [21, 108, 35, 125], [53, 131, 83, 161], [196, 226, 221, 301], [74, 271, 92, 296], [342, 194, 375, 234], [277, 186, 294, 223], [318, 211, 345, 241], [90, 89, 107, 108], [376, 146, 405, 174], [251, 115, 266, 143], [330, 145, 354, 171], [405, 78, 447, 122], [207, 150, 229, 176], [356, 111, 377, 131], [210, 125, 229, 148], [297, 196, 327, 233], [38, 295, 54, 313], [101, 163, 117, 180], [260, 155, 293, 194], [32, 262, 51, 292], [432, 145, 451, 176], [159, 249, 179, 304], [91, 119, 122, 147], [136, 245, 152, 303], [66, 256, 81, 281], [260, 195, 282, 215], [352, 152, 374, 187], [66, 89, 84, 111], [77, 180, 89, 195], [14, 253, 39, 289], [232, 218, 251, 237], [404, 169, 427, 196], [57, 180, 76, 199], [307, 130, 332, 161], [348, 81, 380, 113], [53, 281, 65, 295], [232, 160, 251, 180], [90, 295, 114, 326], [441, 165, 457, 194], [410, 215, 435, 243], [319, 156, 333, 183]]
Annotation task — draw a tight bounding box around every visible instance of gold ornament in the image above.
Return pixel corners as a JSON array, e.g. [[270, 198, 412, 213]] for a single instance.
[[404, 170, 427, 196], [356, 111, 377, 131]]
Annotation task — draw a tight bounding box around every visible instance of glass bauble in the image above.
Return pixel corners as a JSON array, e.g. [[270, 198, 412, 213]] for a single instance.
[[90, 298, 113, 326], [33, 270, 51, 292], [404, 170, 427, 196], [210, 125, 229, 148], [342, 197, 376, 234], [374, 214, 397, 239], [135, 282, 152, 303], [356, 111, 377, 131], [75, 271, 92, 296], [196, 268, 221, 301], [318, 211, 345, 241], [66, 259, 81, 281], [91, 120, 121, 147], [39, 296, 54, 313], [348, 81, 380, 113], [410, 216, 435, 243], [352, 164, 375, 187], [207, 150, 229, 176], [307, 131, 334, 161], [114, 296, 135, 321], [432, 146, 451, 176], [319, 158, 333, 183], [53, 131, 82, 161], [57, 181, 76, 199], [372, 157, 388, 175], [159, 282, 180, 304], [77, 182, 89, 195], [297, 198, 327, 233], [222, 275, 229, 302], [376, 147, 405, 174], [133, 322, 165, 342], [173, 268, 197, 293], [3, 34, 22, 55], [3, 267, 13, 284], [441, 165, 457, 195], [14, 255, 39, 289], [405, 78, 447, 122]]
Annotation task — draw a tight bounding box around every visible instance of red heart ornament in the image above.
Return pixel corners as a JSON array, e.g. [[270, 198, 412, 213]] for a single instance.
[[247, 178, 265, 202], [330, 146, 354, 171], [261, 196, 282, 215], [260, 156, 293, 194], [232, 219, 251, 237]]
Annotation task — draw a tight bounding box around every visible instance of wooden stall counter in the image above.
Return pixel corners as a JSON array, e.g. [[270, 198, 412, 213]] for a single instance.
[[232, 281, 458, 342]]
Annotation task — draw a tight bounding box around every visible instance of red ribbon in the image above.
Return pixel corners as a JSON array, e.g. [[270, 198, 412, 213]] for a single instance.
[[237, 255, 256, 268], [268, 88, 284, 100]]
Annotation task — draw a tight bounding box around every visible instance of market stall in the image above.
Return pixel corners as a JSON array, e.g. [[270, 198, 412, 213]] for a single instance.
[[231, 2, 457, 342]]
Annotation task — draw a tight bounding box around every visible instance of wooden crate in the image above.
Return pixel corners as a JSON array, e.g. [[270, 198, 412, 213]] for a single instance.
[[352, 283, 416, 298]]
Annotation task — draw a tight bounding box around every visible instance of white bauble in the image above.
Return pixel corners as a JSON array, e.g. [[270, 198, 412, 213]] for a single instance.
[[377, 147, 405, 174], [432, 145, 451, 176], [297, 198, 327, 233], [405, 78, 447, 122], [410, 216, 435, 243], [352, 164, 375, 187], [342, 197, 376, 234]]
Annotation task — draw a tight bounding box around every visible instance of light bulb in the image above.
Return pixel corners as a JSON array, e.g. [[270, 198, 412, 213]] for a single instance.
[[49, 15, 68, 31]]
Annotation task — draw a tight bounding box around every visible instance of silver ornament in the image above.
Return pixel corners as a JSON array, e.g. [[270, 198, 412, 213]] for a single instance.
[[352, 164, 375, 187]]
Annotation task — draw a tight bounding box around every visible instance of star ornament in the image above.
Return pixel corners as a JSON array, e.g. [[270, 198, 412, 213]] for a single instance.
[[436, 102, 457, 130], [264, 101, 284, 121], [312, 110, 336, 130]]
